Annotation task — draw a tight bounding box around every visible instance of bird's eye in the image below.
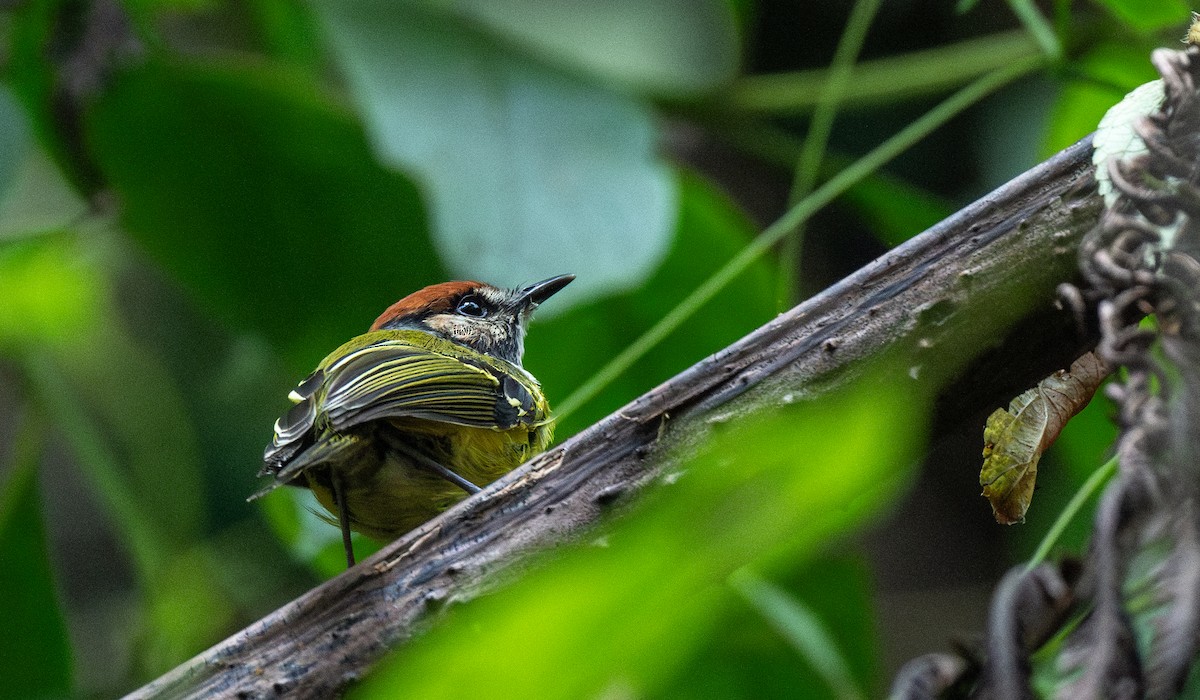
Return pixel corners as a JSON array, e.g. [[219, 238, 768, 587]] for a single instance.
[[456, 296, 488, 317]]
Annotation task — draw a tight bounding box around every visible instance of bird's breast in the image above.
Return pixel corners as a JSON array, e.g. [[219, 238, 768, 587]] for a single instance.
[[310, 420, 550, 539]]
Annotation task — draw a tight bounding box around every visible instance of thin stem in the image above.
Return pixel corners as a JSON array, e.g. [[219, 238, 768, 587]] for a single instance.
[[726, 30, 1040, 115], [1025, 455, 1119, 571], [793, 0, 881, 198], [730, 568, 865, 700], [1006, 0, 1062, 62], [555, 55, 1045, 422], [777, 0, 882, 309]]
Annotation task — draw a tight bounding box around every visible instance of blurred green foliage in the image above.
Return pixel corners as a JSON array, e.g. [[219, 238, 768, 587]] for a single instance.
[[0, 413, 73, 699], [0, 235, 101, 348], [87, 59, 441, 369], [354, 377, 920, 699], [1089, 0, 1190, 34], [0, 0, 1188, 697]]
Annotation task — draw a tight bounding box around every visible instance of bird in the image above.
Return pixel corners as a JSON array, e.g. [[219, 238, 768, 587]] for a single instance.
[[252, 274, 574, 567]]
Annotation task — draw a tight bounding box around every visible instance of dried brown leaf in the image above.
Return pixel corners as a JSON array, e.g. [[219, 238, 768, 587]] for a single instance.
[[980, 352, 1109, 524]]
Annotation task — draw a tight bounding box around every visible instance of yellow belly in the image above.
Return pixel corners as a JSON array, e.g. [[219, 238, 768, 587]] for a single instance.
[[308, 422, 544, 539]]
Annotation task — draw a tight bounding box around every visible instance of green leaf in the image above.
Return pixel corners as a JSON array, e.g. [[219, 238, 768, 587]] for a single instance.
[[1089, 0, 1190, 34], [23, 346, 232, 677], [246, 0, 325, 69], [85, 59, 442, 370], [311, 2, 677, 306], [730, 569, 866, 700], [23, 351, 170, 577], [121, 0, 217, 12], [525, 170, 775, 436], [762, 556, 880, 696], [407, 0, 739, 95], [0, 415, 74, 699], [140, 546, 237, 677], [353, 373, 923, 699]]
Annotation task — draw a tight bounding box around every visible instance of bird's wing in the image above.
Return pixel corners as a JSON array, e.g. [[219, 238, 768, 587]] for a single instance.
[[254, 337, 545, 497], [255, 366, 332, 495], [320, 339, 544, 431], [252, 430, 359, 499]]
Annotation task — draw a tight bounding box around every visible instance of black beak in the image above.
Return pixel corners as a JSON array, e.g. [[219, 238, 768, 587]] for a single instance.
[[518, 274, 575, 307]]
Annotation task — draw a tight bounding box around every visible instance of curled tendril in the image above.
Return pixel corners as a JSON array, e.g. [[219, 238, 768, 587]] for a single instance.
[[895, 43, 1200, 698], [1049, 45, 1200, 699]]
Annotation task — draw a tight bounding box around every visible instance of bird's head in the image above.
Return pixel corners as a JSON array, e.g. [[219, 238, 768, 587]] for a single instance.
[[370, 274, 574, 366]]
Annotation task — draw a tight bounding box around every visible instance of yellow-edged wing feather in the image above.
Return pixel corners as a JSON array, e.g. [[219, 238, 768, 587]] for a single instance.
[[259, 329, 548, 490]]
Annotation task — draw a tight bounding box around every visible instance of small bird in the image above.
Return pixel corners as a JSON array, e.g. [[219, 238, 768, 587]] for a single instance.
[[253, 274, 574, 566]]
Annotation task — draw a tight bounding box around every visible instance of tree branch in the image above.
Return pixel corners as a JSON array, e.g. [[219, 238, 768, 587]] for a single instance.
[[127, 137, 1100, 699]]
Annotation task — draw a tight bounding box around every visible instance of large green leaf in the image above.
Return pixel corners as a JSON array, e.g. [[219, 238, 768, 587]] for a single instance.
[[245, 0, 326, 69], [312, 1, 676, 306], [353, 372, 922, 699], [57, 317, 209, 545], [408, 0, 739, 95], [25, 343, 243, 681], [139, 545, 238, 678], [0, 417, 74, 699], [525, 170, 775, 436], [85, 60, 442, 370], [1, 233, 244, 681]]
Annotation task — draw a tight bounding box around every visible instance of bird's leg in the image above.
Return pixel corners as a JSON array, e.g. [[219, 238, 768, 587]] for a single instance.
[[380, 431, 482, 495], [331, 472, 356, 567], [414, 457, 483, 495]]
